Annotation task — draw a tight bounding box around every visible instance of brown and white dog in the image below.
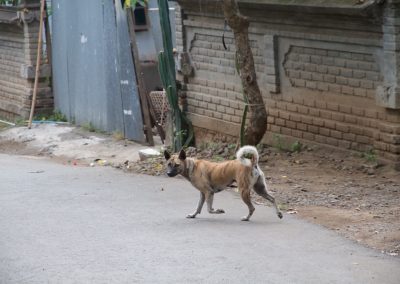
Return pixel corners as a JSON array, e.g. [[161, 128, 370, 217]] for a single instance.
[[164, 145, 283, 221]]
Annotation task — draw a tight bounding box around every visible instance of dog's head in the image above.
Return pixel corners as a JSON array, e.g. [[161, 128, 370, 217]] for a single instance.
[[164, 149, 186, 177]]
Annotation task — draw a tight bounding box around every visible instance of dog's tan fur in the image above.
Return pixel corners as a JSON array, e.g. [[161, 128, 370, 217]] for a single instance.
[[164, 146, 283, 221]]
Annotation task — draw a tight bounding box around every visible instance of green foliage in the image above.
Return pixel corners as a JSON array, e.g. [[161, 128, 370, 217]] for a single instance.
[[157, 0, 193, 151], [46, 2, 52, 16], [124, 0, 147, 8], [175, 129, 188, 142], [227, 143, 236, 150], [198, 142, 219, 152], [291, 141, 302, 153], [81, 122, 97, 133], [0, 0, 20, 6], [361, 148, 377, 163], [272, 136, 302, 153], [48, 110, 68, 122], [273, 134, 284, 151], [211, 156, 224, 162], [81, 122, 106, 134], [33, 110, 67, 122]]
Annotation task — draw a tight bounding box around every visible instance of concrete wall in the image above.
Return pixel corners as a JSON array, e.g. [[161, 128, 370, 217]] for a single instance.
[[175, 0, 400, 168], [0, 2, 52, 120]]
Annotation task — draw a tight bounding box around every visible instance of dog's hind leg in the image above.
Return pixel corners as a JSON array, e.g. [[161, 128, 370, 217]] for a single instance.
[[240, 187, 255, 221], [253, 176, 283, 219], [187, 192, 205, 218], [206, 192, 225, 214]]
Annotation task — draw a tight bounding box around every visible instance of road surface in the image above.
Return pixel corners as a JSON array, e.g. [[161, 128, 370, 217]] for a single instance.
[[1, 154, 399, 283]]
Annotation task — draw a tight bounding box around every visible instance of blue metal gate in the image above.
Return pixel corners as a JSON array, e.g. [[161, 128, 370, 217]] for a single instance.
[[51, 0, 144, 142]]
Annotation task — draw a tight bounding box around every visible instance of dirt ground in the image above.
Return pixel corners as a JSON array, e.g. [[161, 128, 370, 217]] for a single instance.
[[0, 124, 399, 257], [257, 146, 400, 257]]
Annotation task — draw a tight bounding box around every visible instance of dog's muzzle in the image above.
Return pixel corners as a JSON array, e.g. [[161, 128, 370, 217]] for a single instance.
[[167, 171, 178, 177], [166, 167, 178, 177]]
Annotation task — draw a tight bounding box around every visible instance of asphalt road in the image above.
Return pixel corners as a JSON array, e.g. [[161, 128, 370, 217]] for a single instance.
[[1, 154, 399, 283]]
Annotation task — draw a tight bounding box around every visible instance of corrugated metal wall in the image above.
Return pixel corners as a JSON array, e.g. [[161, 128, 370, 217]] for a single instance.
[[51, 0, 144, 142]]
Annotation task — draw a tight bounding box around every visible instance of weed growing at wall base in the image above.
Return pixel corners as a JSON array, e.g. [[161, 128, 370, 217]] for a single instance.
[[33, 110, 67, 122], [81, 122, 98, 133], [291, 141, 302, 153], [273, 134, 284, 151], [361, 149, 377, 163]]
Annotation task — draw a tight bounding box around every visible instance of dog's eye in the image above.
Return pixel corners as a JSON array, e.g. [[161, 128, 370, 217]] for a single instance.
[[174, 164, 180, 168], [167, 162, 172, 167]]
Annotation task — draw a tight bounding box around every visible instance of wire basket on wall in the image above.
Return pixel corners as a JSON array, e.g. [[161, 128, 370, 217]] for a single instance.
[[148, 90, 170, 128]]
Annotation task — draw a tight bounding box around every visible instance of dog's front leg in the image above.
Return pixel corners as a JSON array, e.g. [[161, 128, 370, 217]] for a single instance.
[[206, 191, 225, 214], [186, 192, 205, 219]]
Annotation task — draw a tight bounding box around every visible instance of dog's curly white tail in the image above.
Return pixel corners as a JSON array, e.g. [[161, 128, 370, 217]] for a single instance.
[[236, 145, 259, 167]]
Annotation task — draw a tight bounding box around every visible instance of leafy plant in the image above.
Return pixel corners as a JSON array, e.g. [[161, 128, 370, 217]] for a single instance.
[[362, 148, 377, 163], [81, 122, 97, 133], [291, 141, 302, 153], [33, 110, 67, 122], [227, 143, 236, 150], [273, 134, 284, 151], [124, 0, 147, 8], [175, 129, 187, 141], [211, 156, 224, 162], [157, 0, 193, 151], [48, 110, 67, 122]]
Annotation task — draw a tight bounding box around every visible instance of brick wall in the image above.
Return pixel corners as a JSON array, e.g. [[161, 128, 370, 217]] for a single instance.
[[283, 47, 381, 98], [0, 3, 52, 120], [175, 0, 400, 168]]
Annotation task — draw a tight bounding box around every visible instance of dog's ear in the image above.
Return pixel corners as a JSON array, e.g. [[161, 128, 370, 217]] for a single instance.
[[164, 150, 171, 160], [178, 149, 186, 160]]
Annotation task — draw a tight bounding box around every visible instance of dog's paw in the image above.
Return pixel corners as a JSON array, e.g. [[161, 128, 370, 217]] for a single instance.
[[277, 212, 283, 219], [209, 209, 225, 214], [186, 214, 196, 219], [241, 216, 250, 221]]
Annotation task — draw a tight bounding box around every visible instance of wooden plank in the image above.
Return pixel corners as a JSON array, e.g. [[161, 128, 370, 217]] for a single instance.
[[28, 0, 45, 129], [126, 7, 154, 146]]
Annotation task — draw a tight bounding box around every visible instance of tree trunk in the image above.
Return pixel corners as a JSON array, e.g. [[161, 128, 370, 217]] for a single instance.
[[221, 0, 267, 146]]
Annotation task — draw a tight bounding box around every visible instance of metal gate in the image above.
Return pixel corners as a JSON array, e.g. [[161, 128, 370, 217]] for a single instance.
[[51, 0, 144, 142]]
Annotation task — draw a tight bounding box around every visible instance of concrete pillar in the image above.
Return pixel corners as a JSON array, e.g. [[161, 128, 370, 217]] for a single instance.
[[377, 0, 400, 109]]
